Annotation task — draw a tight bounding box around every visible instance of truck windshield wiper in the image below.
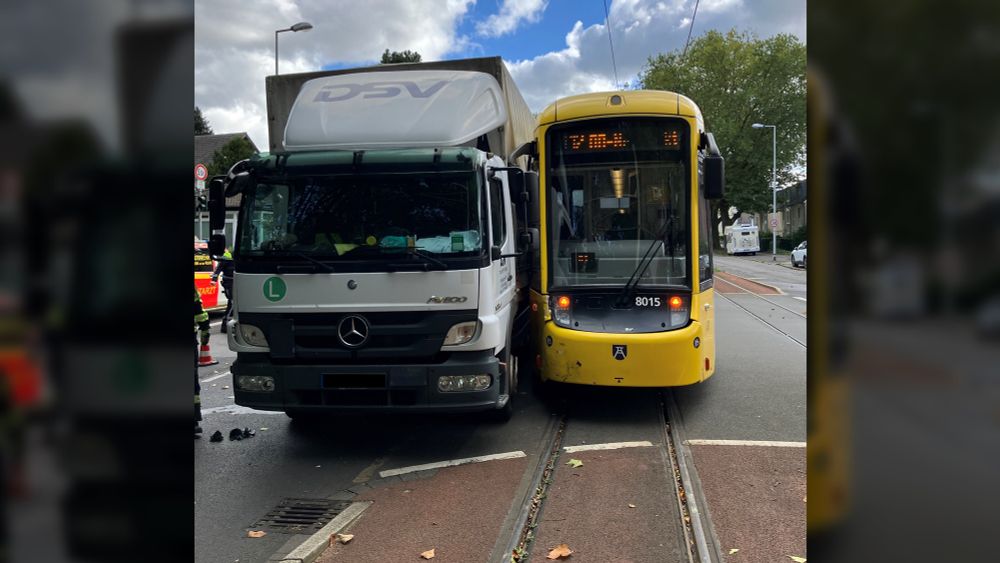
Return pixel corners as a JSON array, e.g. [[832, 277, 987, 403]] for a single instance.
[[403, 247, 448, 269], [615, 218, 674, 307], [268, 250, 337, 272]]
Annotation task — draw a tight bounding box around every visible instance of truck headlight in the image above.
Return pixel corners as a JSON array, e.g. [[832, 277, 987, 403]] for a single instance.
[[442, 321, 479, 346], [239, 324, 268, 347], [437, 375, 491, 392], [237, 375, 275, 392]]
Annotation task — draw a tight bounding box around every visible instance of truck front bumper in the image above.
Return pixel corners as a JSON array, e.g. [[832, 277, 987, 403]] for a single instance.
[[231, 350, 504, 413]]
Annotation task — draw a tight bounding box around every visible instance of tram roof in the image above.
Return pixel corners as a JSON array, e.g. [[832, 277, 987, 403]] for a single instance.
[[538, 90, 704, 131]]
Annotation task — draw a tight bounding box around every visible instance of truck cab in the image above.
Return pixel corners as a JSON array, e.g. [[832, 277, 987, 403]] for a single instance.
[[208, 60, 537, 420]]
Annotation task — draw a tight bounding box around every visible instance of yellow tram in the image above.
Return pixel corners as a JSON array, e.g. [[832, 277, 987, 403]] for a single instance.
[[527, 90, 725, 387]]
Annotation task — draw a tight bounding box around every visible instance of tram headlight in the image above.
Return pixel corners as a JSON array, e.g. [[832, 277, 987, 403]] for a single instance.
[[668, 295, 690, 327], [551, 295, 572, 326]]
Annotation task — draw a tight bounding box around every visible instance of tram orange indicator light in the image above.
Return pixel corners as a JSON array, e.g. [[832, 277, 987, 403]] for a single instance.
[[557, 296, 571, 309], [668, 296, 683, 309]]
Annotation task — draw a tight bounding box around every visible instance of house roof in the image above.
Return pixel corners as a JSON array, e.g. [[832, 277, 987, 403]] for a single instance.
[[194, 132, 255, 168]]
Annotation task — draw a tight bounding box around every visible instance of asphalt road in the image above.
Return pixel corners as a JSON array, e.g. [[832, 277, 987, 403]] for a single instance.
[[195, 260, 807, 562], [714, 254, 808, 300]]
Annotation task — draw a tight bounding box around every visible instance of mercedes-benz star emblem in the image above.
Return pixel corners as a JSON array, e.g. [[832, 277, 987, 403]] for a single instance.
[[337, 315, 370, 348]]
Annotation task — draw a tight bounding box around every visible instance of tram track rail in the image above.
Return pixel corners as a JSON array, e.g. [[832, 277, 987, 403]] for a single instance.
[[716, 289, 807, 349]]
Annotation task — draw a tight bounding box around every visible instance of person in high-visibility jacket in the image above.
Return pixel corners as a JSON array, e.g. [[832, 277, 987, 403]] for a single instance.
[[194, 287, 210, 437], [211, 248, 234, 333]]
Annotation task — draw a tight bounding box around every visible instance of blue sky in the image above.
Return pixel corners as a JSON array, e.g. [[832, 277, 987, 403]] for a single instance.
[[196, 0, 806, 149]]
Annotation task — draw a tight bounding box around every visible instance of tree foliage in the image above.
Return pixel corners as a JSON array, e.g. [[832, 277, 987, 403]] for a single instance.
[[380, 49, 422, 64], [208, 136, 256, 177], [194, 106, 213, 135], [641, 30, 805, 238]]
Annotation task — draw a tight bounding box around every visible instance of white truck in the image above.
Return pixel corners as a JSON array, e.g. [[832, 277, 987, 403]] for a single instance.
[[207, 57, 538, 421], [724, 218, 761, 255]]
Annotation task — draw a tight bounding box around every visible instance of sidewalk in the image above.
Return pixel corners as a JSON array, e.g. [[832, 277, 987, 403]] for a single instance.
[[689, 443, 806, 563], [316, 458, 528, 563]]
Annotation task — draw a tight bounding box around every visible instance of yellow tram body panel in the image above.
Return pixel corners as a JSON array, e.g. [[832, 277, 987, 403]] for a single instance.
[[530, 289, 717, 387]]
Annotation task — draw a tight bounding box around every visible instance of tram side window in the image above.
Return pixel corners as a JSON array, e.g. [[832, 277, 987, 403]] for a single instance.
[[699, 196, 713, 284]]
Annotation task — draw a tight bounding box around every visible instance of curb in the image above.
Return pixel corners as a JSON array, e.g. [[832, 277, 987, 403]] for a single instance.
[[270, 501, 372, 563]]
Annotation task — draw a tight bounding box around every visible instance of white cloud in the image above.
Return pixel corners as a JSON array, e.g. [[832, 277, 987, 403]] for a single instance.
[[476, 0, 548, 38], [507, 0, 805, 113], [195, 0, 475, 149]]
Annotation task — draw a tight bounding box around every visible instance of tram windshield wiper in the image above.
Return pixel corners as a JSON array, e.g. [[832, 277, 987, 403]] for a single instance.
[[615, 217, 673, 307]]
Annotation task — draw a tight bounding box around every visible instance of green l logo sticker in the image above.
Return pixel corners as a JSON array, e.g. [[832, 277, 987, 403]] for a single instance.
[[263, 277, 286, 302]]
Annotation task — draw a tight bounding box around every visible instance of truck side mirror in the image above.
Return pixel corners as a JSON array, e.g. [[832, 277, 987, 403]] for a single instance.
[[518, 230, 533, 251], [208, 176, 227, 255], [491, 246, 502, 261]]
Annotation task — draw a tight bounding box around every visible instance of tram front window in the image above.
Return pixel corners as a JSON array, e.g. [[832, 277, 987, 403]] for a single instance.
[[546, 118, 691, 289]]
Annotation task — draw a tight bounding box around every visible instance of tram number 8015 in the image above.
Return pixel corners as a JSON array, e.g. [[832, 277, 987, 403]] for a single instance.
[[634, 296, 661, 308]]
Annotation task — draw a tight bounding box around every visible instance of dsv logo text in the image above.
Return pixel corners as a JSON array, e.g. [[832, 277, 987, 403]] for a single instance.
[[312, 80, 450, 102]]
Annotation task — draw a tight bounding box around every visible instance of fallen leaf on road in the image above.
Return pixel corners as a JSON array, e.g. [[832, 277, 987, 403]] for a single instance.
[[628, 504, 636, 508], [547, 544, 573, 559], [787, 556, 806, 562], [420, 548, 436, 559], [246, 530, 266, 538], [335, 533, 353, 544], [222, 385, 230, 389], [260, 428, 268, 431], [566, 459, 583, 468], [802, 495, 807, 502], [729, 548, 739, 554]]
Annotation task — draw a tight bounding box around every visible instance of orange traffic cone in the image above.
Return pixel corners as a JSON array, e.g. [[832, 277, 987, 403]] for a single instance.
[[198, 344, 218, 367]]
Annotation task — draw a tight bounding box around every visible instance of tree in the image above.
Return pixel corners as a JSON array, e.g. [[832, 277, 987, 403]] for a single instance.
[[641, 29, 805, 246], [207, 136, 256, 177], [194, 107, 213, 135], [380, 49, 422, 64]]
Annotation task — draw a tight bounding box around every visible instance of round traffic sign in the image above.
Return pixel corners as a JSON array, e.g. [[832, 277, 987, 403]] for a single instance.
[[195, 163, 208, 181]]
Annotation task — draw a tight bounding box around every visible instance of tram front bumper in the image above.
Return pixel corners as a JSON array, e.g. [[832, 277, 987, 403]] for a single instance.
[[539, 321, 713, 387]]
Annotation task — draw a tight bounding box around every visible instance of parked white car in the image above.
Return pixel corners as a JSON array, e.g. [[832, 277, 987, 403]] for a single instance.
[[790, 240, 807, 268]]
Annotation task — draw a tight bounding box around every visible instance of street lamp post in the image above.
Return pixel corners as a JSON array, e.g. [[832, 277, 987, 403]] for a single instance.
[[274, 21, 313, 75], [752, 123, 777, 258]]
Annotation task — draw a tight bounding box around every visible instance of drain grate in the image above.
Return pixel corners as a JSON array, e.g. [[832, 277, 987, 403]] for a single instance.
[[251, 498, 354, 534]]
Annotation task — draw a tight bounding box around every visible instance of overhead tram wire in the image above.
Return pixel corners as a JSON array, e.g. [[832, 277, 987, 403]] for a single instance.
[[602, 0, 620, 90], [682, 0, 701, 58]]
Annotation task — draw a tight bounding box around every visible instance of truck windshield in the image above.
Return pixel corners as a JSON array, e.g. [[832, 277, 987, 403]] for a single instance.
[[546, 117, 691, 289], [237, 171, 483, 259]]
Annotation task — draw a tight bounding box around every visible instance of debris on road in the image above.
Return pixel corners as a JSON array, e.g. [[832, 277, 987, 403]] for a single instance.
[[420, 548, 436, 559], [242, 427, 255, 438], [229, 428, 243, 441], [209, 430, 223, 442], [565, 459, 583, 468], [332, 533, 353, 545], [729, 548, 740, 554], [628, 503, 636, 508], [247, 530, 266, 538], [787, 556, 806, 562]]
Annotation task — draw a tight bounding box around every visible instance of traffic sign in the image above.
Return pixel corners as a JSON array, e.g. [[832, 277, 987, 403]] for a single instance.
[[195, 179, 205, 190], [770, 217, 777, 228], [195, 163, 208, 181]]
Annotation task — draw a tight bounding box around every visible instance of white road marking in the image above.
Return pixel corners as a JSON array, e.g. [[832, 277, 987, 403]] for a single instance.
[[201, 404, 284, 416], [684, 439, 806, 448], [378, 451, 527, 478], [562, 441, 655, 453], [793, 296, 807, 302], [199, 371, 231, 384]]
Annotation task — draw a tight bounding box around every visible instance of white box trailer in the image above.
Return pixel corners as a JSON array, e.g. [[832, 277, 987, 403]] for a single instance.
[[208, 57, 537, 421]]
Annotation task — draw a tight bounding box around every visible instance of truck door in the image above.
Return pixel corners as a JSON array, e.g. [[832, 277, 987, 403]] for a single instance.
[[488, 170, 517, 335]]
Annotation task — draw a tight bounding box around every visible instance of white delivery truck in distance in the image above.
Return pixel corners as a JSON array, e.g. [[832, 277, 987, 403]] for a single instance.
[[724, 218, 761, 255], [206, 57, 538, 422]]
